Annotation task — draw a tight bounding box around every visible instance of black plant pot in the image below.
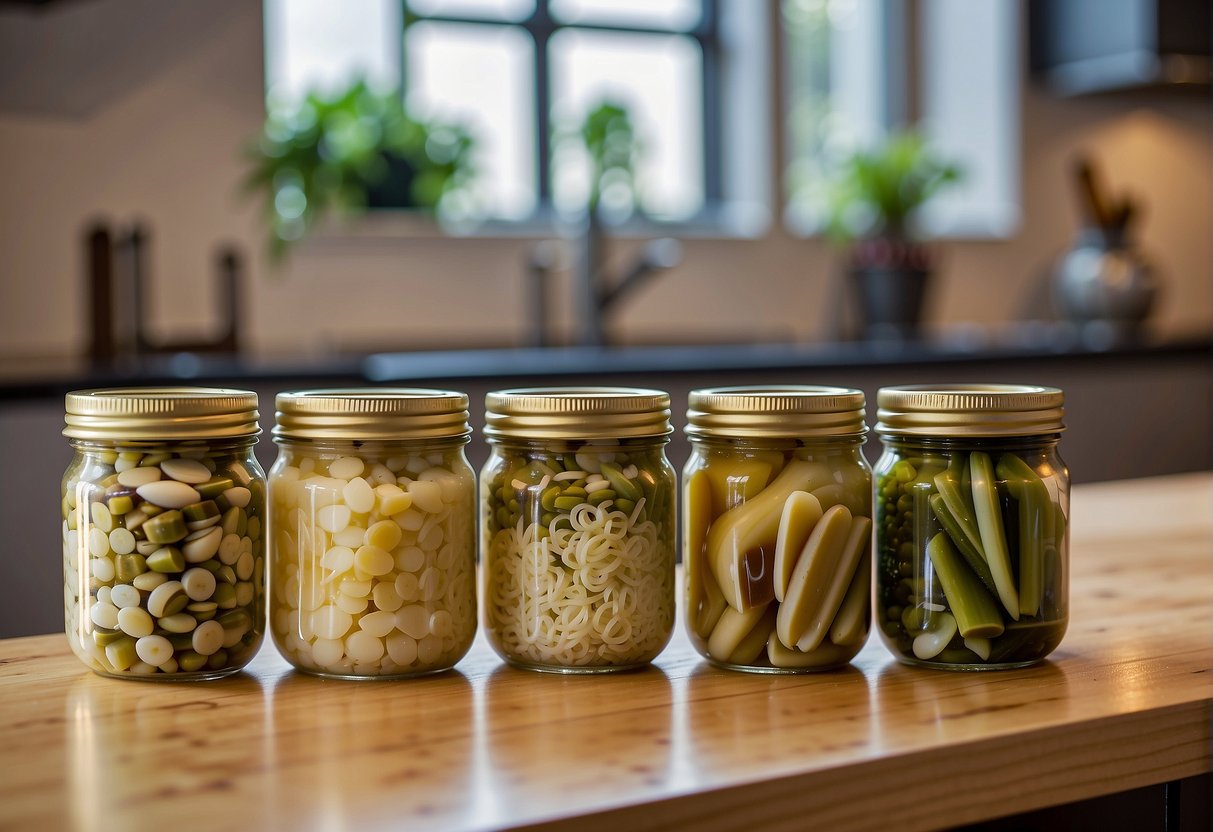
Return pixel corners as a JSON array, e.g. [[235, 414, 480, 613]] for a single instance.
[[364, 152, 417, 209], [851, 266, 931, 340]]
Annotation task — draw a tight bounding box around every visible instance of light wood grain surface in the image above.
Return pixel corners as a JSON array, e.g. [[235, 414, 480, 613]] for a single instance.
[[2, 473, 1210, 832]]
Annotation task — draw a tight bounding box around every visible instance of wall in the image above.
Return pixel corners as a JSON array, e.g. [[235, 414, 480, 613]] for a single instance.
[[0, 0, 1209, 360]]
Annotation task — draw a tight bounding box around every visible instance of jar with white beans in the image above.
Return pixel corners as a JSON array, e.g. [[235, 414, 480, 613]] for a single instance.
[[62, 388, 266, 679], [269, 389, 476, 679]]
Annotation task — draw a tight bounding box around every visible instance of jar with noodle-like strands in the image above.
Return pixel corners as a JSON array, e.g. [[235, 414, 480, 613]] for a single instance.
[[481, 388, 676, 673]]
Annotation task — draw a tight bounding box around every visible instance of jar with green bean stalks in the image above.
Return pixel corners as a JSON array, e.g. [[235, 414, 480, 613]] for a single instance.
[[269, 389, 477, 679], [481, 388, 676, 673], [874, 385, 1069, 670], [62, 388, 266, 679], [684, 386, 872, 672]]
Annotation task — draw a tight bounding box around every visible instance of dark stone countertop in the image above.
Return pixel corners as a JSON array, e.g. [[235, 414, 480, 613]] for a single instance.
[[2, 332, 1209, 400]]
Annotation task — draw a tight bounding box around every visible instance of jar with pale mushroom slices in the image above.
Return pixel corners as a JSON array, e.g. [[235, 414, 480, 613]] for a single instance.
[[62, 388, 266, 679], [269, 389, 476, 679], [683, 386, 872, 672]]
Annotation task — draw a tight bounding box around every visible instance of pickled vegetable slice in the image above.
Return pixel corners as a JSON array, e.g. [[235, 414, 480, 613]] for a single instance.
[[775, 504, 852, 649], [793, 515, 870, 652], [996, 454, 1053, 617], [929, 494, 997, 594], [707, 460, 833, 611], [685, 469, 726, 637], [933, 458, 986, 562], [969, 452, 1019, 619], [772, 490, 823, 602], [828, 549, 870, 647], [727, 606, 777, 665], [926, 532, 1004, 639], [703, 458, 774, 516], [707, 602, 772, 662], [767, 630, 855, 669]]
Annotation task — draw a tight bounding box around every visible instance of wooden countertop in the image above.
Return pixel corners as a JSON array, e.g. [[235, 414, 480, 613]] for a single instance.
[[2, 473, 1210, 831]]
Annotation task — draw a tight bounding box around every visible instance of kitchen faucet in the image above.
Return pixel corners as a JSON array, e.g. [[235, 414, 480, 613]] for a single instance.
[[530, 214, 682, 347]]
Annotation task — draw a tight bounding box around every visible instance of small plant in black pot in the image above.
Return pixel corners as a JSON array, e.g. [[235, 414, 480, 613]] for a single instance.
[[245, 79, 474, 257], [826, 131, 961, 340]]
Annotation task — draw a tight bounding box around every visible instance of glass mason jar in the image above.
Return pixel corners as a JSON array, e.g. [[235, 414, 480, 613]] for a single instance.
[[62, 388, 266, 679], [269, 389, 476, 678], [873, 385, 1070, 670], [481, 388, 676, 673], [683, 386, 872, 672]]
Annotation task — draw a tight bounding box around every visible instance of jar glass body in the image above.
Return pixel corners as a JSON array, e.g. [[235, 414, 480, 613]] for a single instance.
[[62, 437, 266, 679], [873, 435, 1069, 669], [684, 436, 872, 672], [481, 437, 677, 672], [268, 438, 477, 678]]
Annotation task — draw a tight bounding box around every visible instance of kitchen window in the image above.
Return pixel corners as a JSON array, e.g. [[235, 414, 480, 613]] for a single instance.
[[264, 0, 1016, 239], [263, 0, 769, 234], [782, 0, 1021, 238]]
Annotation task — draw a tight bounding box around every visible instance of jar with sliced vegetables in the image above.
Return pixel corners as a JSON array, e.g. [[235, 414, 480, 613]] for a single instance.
[[683, 386, 872, 672], [482, 388, 676, 673], [873, 385, 1069, 670], [269, 389, 476, 679], [62, 388, 266, 679]]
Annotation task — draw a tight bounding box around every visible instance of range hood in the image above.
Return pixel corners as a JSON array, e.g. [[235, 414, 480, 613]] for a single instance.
[[1029, 0, 1211, 95]]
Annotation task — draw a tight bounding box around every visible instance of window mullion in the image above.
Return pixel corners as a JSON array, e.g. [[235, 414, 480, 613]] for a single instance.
[[701, 0, 722, 202], [531, 0, 554, 202]]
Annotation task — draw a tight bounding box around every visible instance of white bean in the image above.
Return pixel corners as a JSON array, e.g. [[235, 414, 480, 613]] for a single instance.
[[192, 621, 224, 656], [116, 467, 162, 488], [160, 458, 211, 484], [182, 568, 216, 601], [117, 606, 154, 638], [136, 481, 201, 509]]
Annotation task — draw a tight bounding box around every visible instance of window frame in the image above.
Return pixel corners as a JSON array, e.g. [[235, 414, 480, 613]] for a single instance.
[[400, 0, 725, 223], [778, 0, 1022, 241]]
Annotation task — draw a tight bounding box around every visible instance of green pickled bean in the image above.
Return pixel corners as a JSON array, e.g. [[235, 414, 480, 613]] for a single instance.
[[926, 532, 1004, 639]]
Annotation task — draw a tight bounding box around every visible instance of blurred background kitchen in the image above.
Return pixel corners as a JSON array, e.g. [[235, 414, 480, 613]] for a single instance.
[[0, 0, 1209, 637]]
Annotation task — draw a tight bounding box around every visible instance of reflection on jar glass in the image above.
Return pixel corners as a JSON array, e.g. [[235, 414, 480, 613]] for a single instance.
[[481, 388, 677, 673], [269, 389, 477, 679], [61, 388, 266, 680], [683, 386, 873, 673], [873, 385, 1070, 670]]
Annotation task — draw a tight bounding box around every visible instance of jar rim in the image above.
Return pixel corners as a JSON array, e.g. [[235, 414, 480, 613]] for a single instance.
[[686, 385, 866, 439], [484, 387, 672, 440], [875, 384, 1065, 437], [64, 387, 260, 441], [274, 388, 471, 441]]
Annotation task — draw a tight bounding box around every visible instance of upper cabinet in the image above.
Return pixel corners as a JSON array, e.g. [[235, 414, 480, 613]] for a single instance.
[[1029, 0, 1211, 95]]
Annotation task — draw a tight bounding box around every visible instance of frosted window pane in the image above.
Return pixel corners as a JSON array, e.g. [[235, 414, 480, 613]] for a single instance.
[[407, 0, 535, 20], [264, 0, 400, 105], [550, 0, 702, 30], [406, 22, 536, 220], [919, 0, 1019, 236], [782, 0, 885, 231], [550, 30, 703, 220]]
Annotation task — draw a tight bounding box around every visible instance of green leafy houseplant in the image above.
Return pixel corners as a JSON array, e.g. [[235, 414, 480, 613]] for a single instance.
[[824, 131, 961, 338], [826, 130, 961, 251], [245, 79, 474, 256]]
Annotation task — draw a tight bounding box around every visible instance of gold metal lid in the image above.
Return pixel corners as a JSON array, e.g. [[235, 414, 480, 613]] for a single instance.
[[686, 385, 867, 439], [64, 387, 260, 441], [484, 387, 672, 440], [274, 389, 471, 441], [876, 384, 1066, 437]]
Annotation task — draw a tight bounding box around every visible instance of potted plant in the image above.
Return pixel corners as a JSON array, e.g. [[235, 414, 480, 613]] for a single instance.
[[826, 131, 961, 340], [245, 79, 474, 256]]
